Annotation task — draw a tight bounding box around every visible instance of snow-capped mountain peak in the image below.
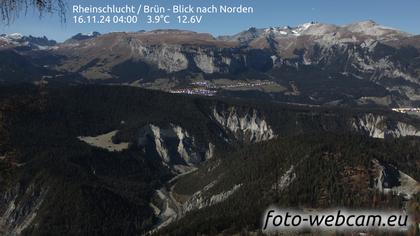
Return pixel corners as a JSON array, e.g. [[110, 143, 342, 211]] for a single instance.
[[82, 32, 96, 37], [7, 33, 23, 40], [298, 21, 317, 31], [66, 31, 101, 42], [0, 33, 23, 44], [260, 22, 318, 37], [0, 33, 57, 49]]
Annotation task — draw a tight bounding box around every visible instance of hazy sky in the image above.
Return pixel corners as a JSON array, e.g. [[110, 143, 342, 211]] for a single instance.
[[1, 0, 419, 41]]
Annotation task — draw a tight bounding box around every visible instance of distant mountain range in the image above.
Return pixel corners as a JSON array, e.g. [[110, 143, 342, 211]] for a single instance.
[[1, 20, 420, 107], [0, 33, 57, 49]]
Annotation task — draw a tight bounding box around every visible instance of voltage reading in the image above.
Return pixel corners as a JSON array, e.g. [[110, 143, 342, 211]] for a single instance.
[[177, 15, 203, 24]]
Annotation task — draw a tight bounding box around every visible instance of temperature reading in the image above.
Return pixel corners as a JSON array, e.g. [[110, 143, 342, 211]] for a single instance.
[[147, 15, 170, 24], [177, 15, 203, 24]]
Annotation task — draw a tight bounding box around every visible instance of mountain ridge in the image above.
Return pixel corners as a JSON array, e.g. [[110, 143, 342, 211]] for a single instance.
[[1, 20, 420, 108], [1, 20, 415, 44]]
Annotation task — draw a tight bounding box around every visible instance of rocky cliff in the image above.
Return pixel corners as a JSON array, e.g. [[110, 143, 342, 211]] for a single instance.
[[137, 124, 214, 173], [212, 106, 275, 143], [352, 113, 420, 139]]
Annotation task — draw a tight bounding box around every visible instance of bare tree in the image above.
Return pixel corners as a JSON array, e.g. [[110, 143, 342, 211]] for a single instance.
[[0, 0, 66, 23]]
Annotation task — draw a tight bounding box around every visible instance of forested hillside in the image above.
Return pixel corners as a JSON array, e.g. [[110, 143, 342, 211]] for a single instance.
[[164, 134, 420, 235], [0, 84, 419, 235]]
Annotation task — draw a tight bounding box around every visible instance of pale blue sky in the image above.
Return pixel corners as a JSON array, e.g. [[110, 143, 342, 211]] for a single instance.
[[1, 0, 419, 41]]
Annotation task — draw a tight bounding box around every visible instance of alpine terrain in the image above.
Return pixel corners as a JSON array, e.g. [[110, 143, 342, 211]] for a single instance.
[[0, 21, 420, 235]]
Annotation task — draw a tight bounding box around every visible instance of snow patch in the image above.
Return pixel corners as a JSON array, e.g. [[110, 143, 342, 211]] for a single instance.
[[7, 33, 23, 40]]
